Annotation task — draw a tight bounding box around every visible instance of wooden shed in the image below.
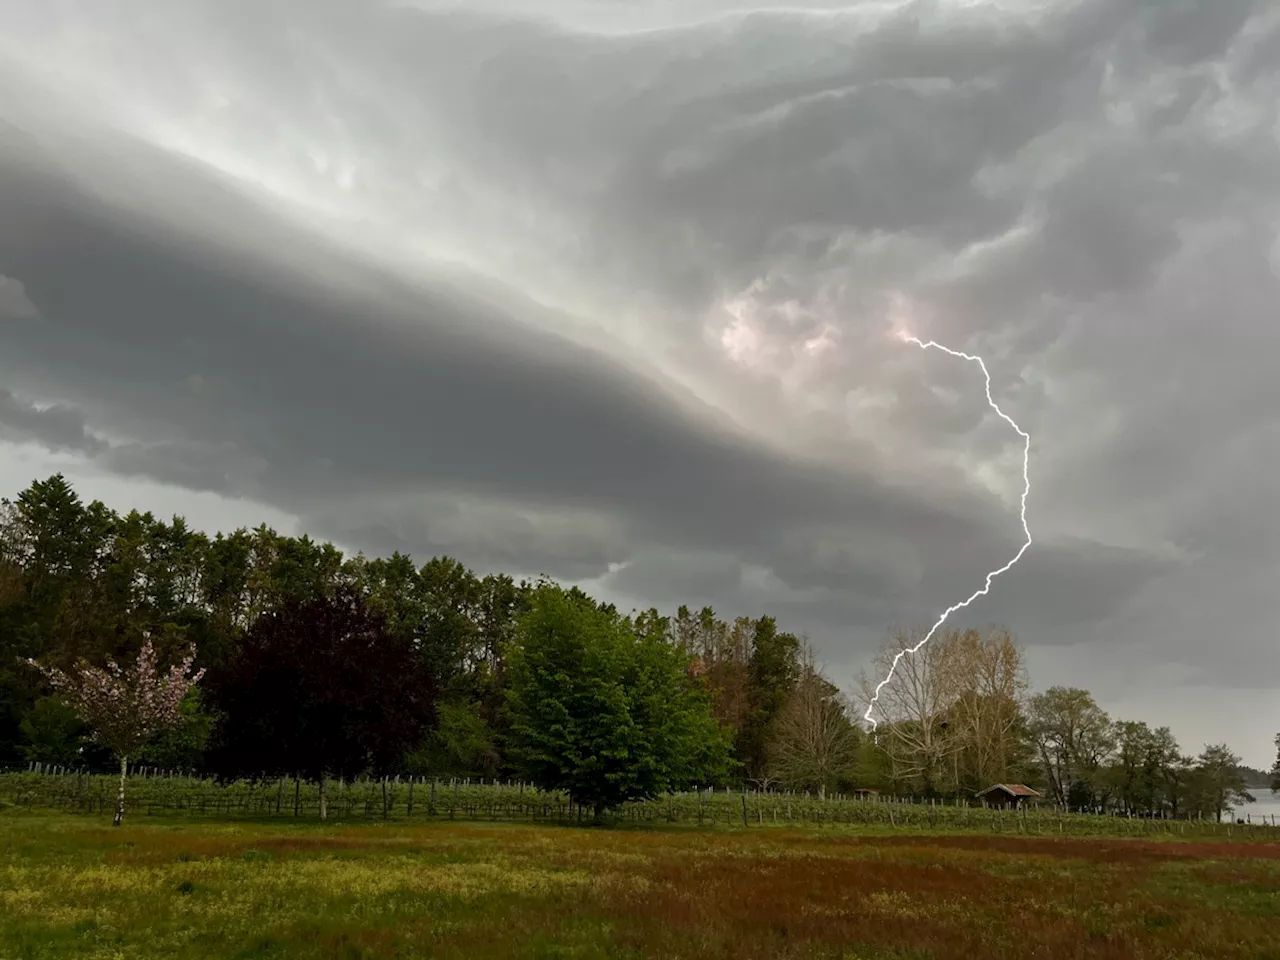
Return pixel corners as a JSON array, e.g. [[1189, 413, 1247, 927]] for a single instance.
[[976, 783, 1041, 809]]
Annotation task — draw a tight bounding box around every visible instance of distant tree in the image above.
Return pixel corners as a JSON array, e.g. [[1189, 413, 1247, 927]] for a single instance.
[[1160, 751, 1197, 819], [1192, 744, 1252, 822], [407, 700, 498, 778], [1271, 733, 1279, 794], [946, 627, 1030, 792], [1097, 720, 1186, 816], [1145, 727, 1182, 810], [1027, 687, 1115, 810], [18, 694, 87, 766], [1107, 720, 1158, 814], [858, 626, 965, 795], [736, 616, 801, 784], [504, 584, 733, 820], [767, 643, 860, 795], [24, 637, 205, 825], [136, 688, 216, 771], [204, 587, 436, 819], [417, 556, 482, 695], [0, 477, 117, 764], [674, 606, 752, 739], [851, 728, 896, 792]]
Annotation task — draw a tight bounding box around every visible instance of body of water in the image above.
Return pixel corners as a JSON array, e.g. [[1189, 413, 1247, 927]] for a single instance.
[[1236, 789, 1280, 822]]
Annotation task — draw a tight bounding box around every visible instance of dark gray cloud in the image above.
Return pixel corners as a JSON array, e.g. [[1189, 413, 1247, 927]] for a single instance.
[[0, 116, 1024, 610], [0, 0, 1277, 760], [0, 390, 106, 455], [0, 274, 39, 322]]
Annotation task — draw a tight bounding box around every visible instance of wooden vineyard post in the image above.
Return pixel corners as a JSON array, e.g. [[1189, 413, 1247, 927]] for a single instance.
[[742, 793, 748, 827], [407, 778, 415, 817]]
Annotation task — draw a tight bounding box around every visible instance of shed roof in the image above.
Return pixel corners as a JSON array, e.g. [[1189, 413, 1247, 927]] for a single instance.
[[976, 783, 1041, 798]]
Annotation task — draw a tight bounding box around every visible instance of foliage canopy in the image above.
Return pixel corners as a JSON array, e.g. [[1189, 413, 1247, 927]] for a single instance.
[[504, 584, 733, 817]]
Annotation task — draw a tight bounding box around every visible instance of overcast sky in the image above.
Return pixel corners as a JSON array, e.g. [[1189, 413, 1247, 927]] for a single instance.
[[1, 0, 1277, 766]]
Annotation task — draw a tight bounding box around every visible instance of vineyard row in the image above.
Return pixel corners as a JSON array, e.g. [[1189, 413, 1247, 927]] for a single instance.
[[2, 770, 1277, 839]]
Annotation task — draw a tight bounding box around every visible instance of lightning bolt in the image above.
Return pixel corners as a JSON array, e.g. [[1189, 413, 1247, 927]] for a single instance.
[[863, 333, 1032, 730]]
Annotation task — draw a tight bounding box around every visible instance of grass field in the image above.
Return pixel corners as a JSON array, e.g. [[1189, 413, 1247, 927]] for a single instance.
[[2, 811, 1279, 959]]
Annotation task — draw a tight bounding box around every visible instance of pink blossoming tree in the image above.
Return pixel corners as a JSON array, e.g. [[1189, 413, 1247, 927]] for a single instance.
[[25, 639, 206, 826]]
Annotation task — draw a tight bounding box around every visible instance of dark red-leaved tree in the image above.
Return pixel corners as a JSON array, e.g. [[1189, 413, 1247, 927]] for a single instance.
[[204, 586, 436, 818]]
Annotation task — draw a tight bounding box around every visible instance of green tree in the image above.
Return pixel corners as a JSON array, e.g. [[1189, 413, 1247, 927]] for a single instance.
[[0, 477, 117, 763], [98, 510, 223, 675], [1192, 743, 1252, 822], [200, 529, 253, 637], [1100, 720, 1185, 816], [18, 694, 87, 765], [1108, 720, 1156, 814], [1027, 686, 1115, 810], [1160, 750, 1197, 819], [136, 689, 216, 771], [1271, 733, 1279, 794], [675, 606, 751, 740], [1143, 726, 1183, 814], [408, 700, 498, 778], [852, 729, 895, 792], [417, 556, 482, 695], [472, 573, 530, 771], [505, 584, 733, 820], [736, 616, 801, 784]]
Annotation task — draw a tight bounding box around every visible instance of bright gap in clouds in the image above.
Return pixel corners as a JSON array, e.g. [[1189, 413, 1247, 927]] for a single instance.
[[0, 442, 304, 541]]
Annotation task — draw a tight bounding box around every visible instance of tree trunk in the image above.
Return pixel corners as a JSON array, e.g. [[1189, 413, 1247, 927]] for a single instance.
[[113, 755, 127, 827], [319, 772, 328, 821]]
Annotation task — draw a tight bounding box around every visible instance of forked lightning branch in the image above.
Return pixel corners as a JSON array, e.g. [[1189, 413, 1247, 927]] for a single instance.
[[863, 332, 1033, 730]]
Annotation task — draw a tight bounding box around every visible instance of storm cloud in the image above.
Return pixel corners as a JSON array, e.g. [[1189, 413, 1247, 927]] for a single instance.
[[0, 0, 1276, 762]]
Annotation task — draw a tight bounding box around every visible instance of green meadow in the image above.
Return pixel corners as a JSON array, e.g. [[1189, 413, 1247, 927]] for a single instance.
[[3, 811, 1279, 960]]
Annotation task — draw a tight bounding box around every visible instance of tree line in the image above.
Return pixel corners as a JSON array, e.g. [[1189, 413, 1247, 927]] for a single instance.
[[861, 627, 1277, 821], [3, 475, 1277, 822]]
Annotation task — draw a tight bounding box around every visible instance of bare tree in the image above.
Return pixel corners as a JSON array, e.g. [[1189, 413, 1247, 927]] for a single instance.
[[947, 627, 1029, 790], [769, 644, 859, 795], [858, 626, 965, 794]]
